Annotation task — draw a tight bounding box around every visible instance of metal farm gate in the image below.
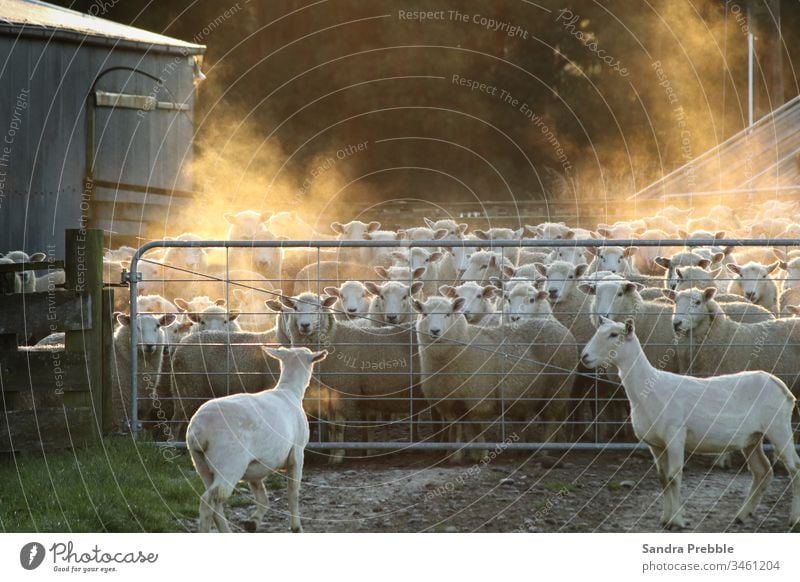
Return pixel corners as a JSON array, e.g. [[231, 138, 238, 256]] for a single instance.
[[124, 237, 800, 454]]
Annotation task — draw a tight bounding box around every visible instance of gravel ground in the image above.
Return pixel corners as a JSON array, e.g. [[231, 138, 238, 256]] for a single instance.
[[182, 450, 798, 533]]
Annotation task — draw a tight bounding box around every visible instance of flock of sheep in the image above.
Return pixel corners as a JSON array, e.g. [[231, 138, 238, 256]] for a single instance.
[[18, 198, 800, 531]]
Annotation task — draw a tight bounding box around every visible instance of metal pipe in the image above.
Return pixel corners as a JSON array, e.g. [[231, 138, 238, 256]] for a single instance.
[[748, 1, 755, 128]]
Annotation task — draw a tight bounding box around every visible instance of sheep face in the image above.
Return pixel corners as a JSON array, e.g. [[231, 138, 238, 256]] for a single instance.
[[544, 261, 588, 303], [163, 233, 208, 272], [674, 266, 722, 291], [413, 296, 465, 340], [671, 288, 717, 336], [393, 248, 442, 272], [550, 245, 586, 265], [449, 238, 480, 275], [440, 281, 494, 323], [275, 293, 337, 338], [581, 317, 633, 368], [461, 251, 507, 283], [187, 306, 240, 332], [398, 226, 435, 241], [116, 313, 176, 355], [374, 265, 426, 281], [591, 246, 636, 274], [727, 261, 779, 303], [589, 278, 641, 322], [473, 227, 523, 241], [783, 258, 800, 291], [366, 280, 422, 324], [325, 281, 370, 319], [330, 220, 380, 240], [424, 218, 468, 239], [654, 251, 709, 290], [224, 210, 269, 239], [3, 250, 47, 292], [525, 222, 572, 240], [501, 283, 550, 323]]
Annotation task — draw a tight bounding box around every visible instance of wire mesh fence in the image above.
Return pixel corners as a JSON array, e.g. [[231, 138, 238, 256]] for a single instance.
[[124, 237, 800, 455]]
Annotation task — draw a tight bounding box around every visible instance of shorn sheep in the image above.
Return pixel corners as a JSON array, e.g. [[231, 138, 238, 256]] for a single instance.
[[188, 346, 328, 533], [582, 317, 800, 531], [726, 260, 781, 315]]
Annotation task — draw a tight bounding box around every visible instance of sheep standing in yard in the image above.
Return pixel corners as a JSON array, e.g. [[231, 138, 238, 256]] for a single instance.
[[586, 246, 640, 277], [439, 282, 498, 325], [112, 312, 176, 432], [492, 280, 553, 323], [413, 295, 576, 459], [582, 317, 800, 531], [726, 261, 781, 315], [460, 250, 514, 286], [779, 256, 800, 316], [670, 287, 800, 396], [186, 305, 242, 332], [323, 281, 372, 321], [188, 346, 328, 533], [1, 251, 47, 292], [365, 280, 424, 325], [391, 248, 449, 296]]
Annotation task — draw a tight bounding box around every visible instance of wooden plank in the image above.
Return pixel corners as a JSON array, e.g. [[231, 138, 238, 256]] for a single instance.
[[0, 292, 91, 336], [0, 260, 65, 274], [0, 351, 90, 392], [0, 407, 96, 453], [94, 188, 192, 206]]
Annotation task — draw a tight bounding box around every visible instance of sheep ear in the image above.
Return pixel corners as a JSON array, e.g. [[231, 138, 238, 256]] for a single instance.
[[364, 282, 380, 295], [439, 285, 456, 298], [412, 267, 426, 280], [714, 231, 726, 240], [433, 229, 448, 240], [374, 266, 389, 279], [186, 312, 201, 323], [726, 264, 742, 276], [765, 260, 781, 274], [159, 313, 177, 327], [363, 233, 372, 241], [501, 265, 516, 278], [596, 228, 611, 239], [429, 251, 443, 262], [321, 296, 338, 309], [598, 315, 613, 325], [396, 229, 408, 240], [264, 347, 284, 360], [423, 217, 436, 229], [29, 252, 46, 262], [772, 248, 787, 261], [411, 299, 425, 313], [653, 257, 670, 270], [330, 222, 344, 234], [367, 221, 381, 233], [311, 350, 328, 363], [279, 296, 296, 309], [489, 277, 504, 289], [391, 251, 408, 264], [623, 282, 639, 294], [513, 227, 524, 239], [323, 286, 341, 298], [584, 246, 597, 256], [458, 223, 469, 234], [661, 288, 677, 302], [410, 281, 424, 295], [624, 318, 635, 337], [265, 299, 283, 312], [675, 268, 684, 280], [696, 259, 711, 269], [227, 311, 240, 321], [223, 213, 238, 225], [711, 252, 724, 264], [536, 290, 549, 302], [452, 297, 466, 313], [623, 246, 638, 257], [488, 254, 497, 267], [577, 283, 595, 295], [702, 287, 717, 302], [174, 298, 189, 312], [780, 261, 789, 271], [214, 298, 226, 306], [574, 263, 589, 278], [678, 229, 689, 239], [533, 262, 547, 276], [785, 305, 800, 316], [116, 313, 131, 327], [564, 229, 575, 240], [474, 230, 489, 240], [481, 285, 495, 299]]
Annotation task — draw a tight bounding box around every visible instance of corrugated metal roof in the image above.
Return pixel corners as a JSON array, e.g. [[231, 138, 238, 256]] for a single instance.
[[0, 0, 205, 54], [630, 94, 800, 200]]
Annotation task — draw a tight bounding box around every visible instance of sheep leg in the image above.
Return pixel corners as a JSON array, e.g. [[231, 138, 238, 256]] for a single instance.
[[329, 414, 346, 465], [735, 441, 772, 523], [767, 425, 800, 530], [662, 443, 687, 530], [199, 483, 232, 533], [286, 449, 304, 533], [450, 423, 465, 464], [244, 479, 270, 531], [650, 445, 672, 526]]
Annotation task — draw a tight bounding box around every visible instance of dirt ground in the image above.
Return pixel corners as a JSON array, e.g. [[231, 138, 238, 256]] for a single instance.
[[181, 449, 798, 533]]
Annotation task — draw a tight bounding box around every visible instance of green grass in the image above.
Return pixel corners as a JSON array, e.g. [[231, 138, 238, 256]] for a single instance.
[[0, 437, 204, 532], [543, 481, 577, 493]]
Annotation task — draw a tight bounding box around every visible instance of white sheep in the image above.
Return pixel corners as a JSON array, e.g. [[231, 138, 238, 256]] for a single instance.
[[323, 281, 372, 321], [363, 229, 400, 266], [374, 265, 426, 282], [111, 312, 176, 432], [492, 280, 552, 323], [330, 220, 381, 263], [413, 295, 576, 459], [391, 248, 448, 296], [726, 261, 781, 314], [188, 346, 328, 533], [473, 227, 523, 263], [460, 250, 514, 285], [365, 280, 424, 325], [582, 317, 800, 531], [654, 250, 715, 290], [586, 246, 639, 277], [670, 287, 800, 398], [186, 305, 242, 332], [224, 210, 269, 240], [439, 281, 498, 325], [1, 250, 47, 292], [778, 256, 800, 316]]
